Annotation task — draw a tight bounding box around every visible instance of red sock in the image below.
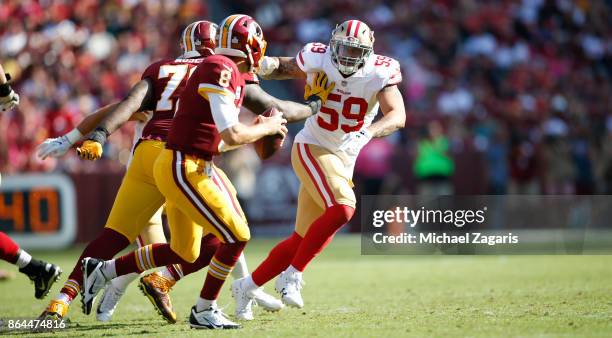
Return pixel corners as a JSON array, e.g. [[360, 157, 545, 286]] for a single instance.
[[0, 231, 20, 264], [200, 241, 246, 300], [60, 228, 130, 299], [251, 232, 302, 286], [167, 234, 220, 280], [290, 204, 354, 271]]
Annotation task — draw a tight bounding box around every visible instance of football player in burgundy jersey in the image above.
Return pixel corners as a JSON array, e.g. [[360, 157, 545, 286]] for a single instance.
[[78, 14, 291, 329], [37, 20, 219, 324], [38, 16, 311, 324]]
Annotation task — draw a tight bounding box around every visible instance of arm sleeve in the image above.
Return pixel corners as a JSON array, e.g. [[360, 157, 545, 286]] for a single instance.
[[140, 61, 160, 81], [382, 59, 403, 88], [296, 43, 326, 73], [208, 91, 239, 132]]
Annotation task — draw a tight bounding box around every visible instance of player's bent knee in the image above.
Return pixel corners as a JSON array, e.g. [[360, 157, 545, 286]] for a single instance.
[[178, 249, 199, 263], [329, 204, 355, 224], [231, 222, 251, 242], [104, 225, 137, 244], [171, 244, 199, 263]]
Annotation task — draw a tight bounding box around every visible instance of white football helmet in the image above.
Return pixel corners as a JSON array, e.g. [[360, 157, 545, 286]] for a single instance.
[[330, 20, 375, 75]]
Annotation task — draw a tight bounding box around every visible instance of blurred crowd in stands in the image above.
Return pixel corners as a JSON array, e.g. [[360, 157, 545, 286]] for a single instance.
[[1, 0, 611, 196], [0, 0, 207, 173]]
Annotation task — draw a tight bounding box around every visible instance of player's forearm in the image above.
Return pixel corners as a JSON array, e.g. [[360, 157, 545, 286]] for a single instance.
[[370, 85, 406, 137], [221, 123, 271, 146], [76, 103, 119, 135], [260, 57, 306, 80], [277, 100, 313, 122], [367, 110, 405, 138], [98, 80, 152, 135], [246, 96, 313, 123], [243, 84, 312, 122]]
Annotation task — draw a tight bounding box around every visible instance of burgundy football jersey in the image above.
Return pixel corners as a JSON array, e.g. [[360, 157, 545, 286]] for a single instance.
[[139, 56, 207, 140], [166, 54, 246, 159]]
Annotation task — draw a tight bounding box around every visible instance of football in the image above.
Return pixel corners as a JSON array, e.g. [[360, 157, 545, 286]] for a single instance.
[[254, 106, 284, 160]]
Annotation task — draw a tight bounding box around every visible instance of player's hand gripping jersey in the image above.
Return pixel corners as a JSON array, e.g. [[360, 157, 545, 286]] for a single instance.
[[295, 42, 402, 167], [166, 54, 246, 160]]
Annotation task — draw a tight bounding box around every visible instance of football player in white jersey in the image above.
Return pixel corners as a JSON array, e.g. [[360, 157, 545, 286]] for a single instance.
[[232, 19, 406, 313]]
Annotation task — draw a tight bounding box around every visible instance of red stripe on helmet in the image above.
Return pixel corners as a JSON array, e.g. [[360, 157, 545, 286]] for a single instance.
[[354, 21, 361, 38], [346, 20, 353, 37]]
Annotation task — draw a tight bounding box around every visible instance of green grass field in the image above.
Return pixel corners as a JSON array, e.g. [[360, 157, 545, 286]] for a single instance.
[[1, 235, 611, 337]]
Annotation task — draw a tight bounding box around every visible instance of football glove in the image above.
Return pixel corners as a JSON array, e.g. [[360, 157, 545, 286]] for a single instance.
[[257, 56, 279, 77], [76, 127, 109, 160], [339, 129, 372, 157], [0, 78, 19, 112], [37, 128, 83, 159], [304, 71, 335, 104], [77, 140, 103, 160]]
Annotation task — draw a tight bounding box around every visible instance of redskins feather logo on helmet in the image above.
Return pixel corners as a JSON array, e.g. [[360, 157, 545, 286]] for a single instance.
[[181, 20, 218, 58], [215, 14, 267, 72], [330, 20, 375, 75]]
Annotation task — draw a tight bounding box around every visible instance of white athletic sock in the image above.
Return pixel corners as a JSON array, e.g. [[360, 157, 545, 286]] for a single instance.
[[159, 267, 176, 281], [230, 253, 249, 279], [15, 250, 32, 268], [110, 272, 139, 291], [196, 298, 216, 312], [101, 260, 117, 279], [286, 265, 302, 276]]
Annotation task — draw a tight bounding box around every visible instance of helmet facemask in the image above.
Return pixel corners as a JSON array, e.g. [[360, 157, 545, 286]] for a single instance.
[[246, 25, 267, 73], [330, 37, 372, 75]]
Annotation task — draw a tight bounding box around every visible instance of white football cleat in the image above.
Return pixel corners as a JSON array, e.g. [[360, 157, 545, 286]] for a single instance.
[[231, 278, 254, 321], [81, 257, 110, 315], [275, 270, 304, 308], [96, 282, 125, 322], [253, 288, 284, 312], [189, 305, 241, 329]]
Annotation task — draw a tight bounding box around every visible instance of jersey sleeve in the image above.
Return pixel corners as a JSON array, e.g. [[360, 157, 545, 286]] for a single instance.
[[196, 59, 241, 100], [208, 92, 239, 132], [295, 42, 327, 73], [140, 60, 162, 81], [378, 57, 402, 88]]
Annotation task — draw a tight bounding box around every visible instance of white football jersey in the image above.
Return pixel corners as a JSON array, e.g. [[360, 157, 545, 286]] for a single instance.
[[294, 42, 402, 170]]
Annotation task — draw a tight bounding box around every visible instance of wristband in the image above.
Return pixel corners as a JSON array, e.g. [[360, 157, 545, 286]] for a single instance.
[[359, 128, 372, 140], [306, 95, 322, 115], [65, 128, 84, 144], [88, 127, 110, 145]]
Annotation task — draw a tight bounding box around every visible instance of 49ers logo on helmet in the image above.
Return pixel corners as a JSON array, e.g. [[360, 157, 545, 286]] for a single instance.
[[215, 14, 267, 71]]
